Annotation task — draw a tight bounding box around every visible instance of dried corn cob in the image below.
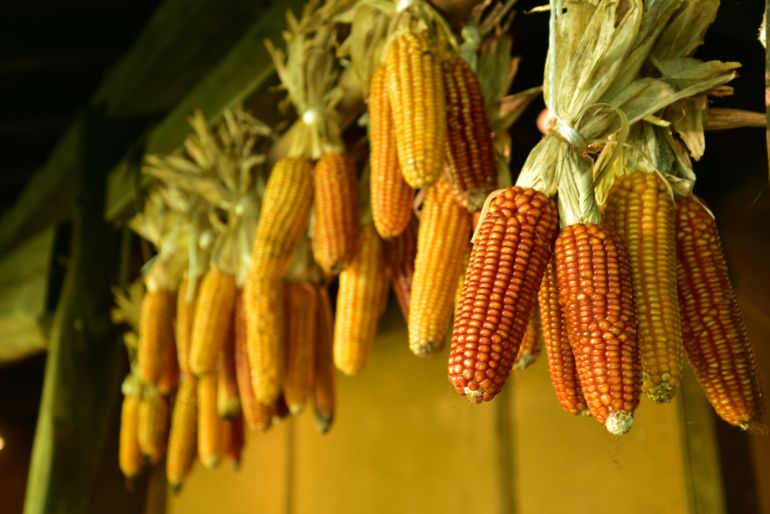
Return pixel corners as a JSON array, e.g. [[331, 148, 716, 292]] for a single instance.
[[604, 172, 683, 403], [333, 224, 388, 376], [385, 32, 446, 188], [539, 259, 588, 416], [217, 323, 240, 418], [442, 56, 497, 212], [409, 177, 472, 356], [312, 152, 359, 274], [453, 247, 471, 310], [138, 290, 176, 385], [555, 223, 641, 435], [166, 377, 198, 490], [197, 373, 221, 468], [514, 310, 541, 371], [384, 217, 417, 321], [234, 292, 272, 432], [157, 340, 180, 395], [369, 64, 414, 238], [244, 277, 285, 405], [189, 269, 237, 377], [250, 156, 314, 278], [176, 278, 199, 377], [119, 393, 143, 479], [449, 187, 558, 402], [137, 390, 169, 464], [675, 196, 763, 429], [283, 282, 318, 414], [272, 392, 290, 421], [313, 285, 335, 433], [221, 412, 245, 469]]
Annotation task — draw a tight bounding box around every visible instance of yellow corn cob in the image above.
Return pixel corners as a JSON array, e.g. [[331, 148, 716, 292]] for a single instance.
[[189, 269, 237, 377], [555, 223, 641, 435], [449, 187, 558, 402], [138, 290, 176, 385], [221, 412, 245, 469], [176, 278, 199, 377], [119, 393, 143, 479], [384, 216, 417, 321], [333, 224, 388, 375], [157, 338, 179, 395], [385, 32, 446, 188], [137, 390, 169, 464], [604, 171, 683, 403], [234, 292, 272, 431], [409, 177, 472, 356], [442, 56, 497, 211], [244, 277, 285, 405], [166, 377, 198, 491], [197, 373, 221, 468], [369, 63, 414, 238], [312, 152, 359, 274], [675, 196, 764, 429], [283, 282, 318, 414], [313, 285, 335, 434], [250, 156, 314, 278], [514, 310, 541, 371], [217, 325, 240, 419]]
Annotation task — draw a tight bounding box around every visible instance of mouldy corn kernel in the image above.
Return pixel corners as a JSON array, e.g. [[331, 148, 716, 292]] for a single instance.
[[197, 373, 221, 469], [369, 64, 414, 238], [138, 290, 176, 385], [675, 196, 763, 429], [312, 152, 359, 274], [409, 177, 472, 356], [283, 282, 318, 414], [234, 292, 272, 432], [244, 277, 285, 405], [333, 224, 388, 376], [313, 286, 335, 434], [250, 156, 314, 278], [385, 32, 446, 189], [555, 223, 641, 435], [442, 55, 497, 212], [166, 377, 198, 491], [189, 269, 237, 377], [538, 259, 588, 416], [514, 310, 541, 371], [119, 393, 143, 480], [384, 217, 417, 322], [176, 278, 199, 377], [137, 390, 169, 464], [604, 171, 683, 403], [449, 187, 558, 402]]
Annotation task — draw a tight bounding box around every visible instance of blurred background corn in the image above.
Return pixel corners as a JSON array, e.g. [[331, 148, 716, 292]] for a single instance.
[[137, 390, 169, 464], [384, 217, 417, 322], [221, 413, 245, 469], [217, 328, 240, 419], [234, 292, 272, 432], [166, 377, 198, 491], [189, 269, 237, 377], [244, 278, 285, 405], [313, 285, 335, 434], [283, 282, 318, 414], [197, 373, 221, 469], [119, 392, 143, 480], [138, 290, 176, 386], [176, 278, 199, 377]]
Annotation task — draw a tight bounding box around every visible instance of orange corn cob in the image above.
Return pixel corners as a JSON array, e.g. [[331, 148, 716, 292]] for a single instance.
[[176, 278, 199, 376], [272, 392, 290, 421], [313, 285, 335, 433], [604, 172, 683, 403], [197, 373, 221, 468], [333, 224, 389, 375], [221, 412, 245, 469], [138, 290, 176, 385], [675, 196, 763, 429], [283, 282, 318, 414], [137, 391, 169, 464], [539, 259, 588, 416], [369, 64, 414, 238], [234, 292, 272, 432], [384, 217, 417, 321], [250, 156, 314, 278], [442, 56, 497, 212], [119, 393, 143, 479], [555, 223, 641, 435], [217, 324, 240, 418], [449, 187, 558, 402], [385, 32, 446, 188], [409, 177, 472, 356], [514, 310, 541, 370], [244, 277, 285, 405], [166, 377, 198, 491], [157, 339, 179, 395], [312, 152, 359, 274], [189, 269, 237, 377]]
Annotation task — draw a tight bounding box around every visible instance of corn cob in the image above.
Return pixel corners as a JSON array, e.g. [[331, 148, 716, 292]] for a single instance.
[[217, 324, 240, 418], [539, 259, 588, 416], [369, 64, 414, 238], [283, 282, 318, 414], [514, 309, 541, 370], [449, 187, 558, 402], [604, 172, 682, 403], [384, 217, 417, 321], [409, 177, 472, 356], [314, 285, 335, 433], [197, 373, 221, 468], [137, 391, 169, 464], [189, 269, 237, 377], [176, 278, 199, 377], [157, 339, 179, 395], [555, 223, 641, 435], [385, 32, 446, 188], [250, 156, 314, 278], [333, 224, 389, 375], [312, 152, 359, 274], [166, 377, 198, 490], [234, 292, 272, 432], [221, 412, 245, 469], [442, 56, 497, 212], [244, 277, 285, 405], [119, 393, 143, 479], [138, 290, 176, 385], [272, 392, 290, 421], [675, 196, 763, 429]]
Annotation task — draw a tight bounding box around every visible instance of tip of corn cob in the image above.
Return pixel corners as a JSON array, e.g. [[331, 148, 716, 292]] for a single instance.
[[203, 456, 220, 469], [463, 386, 485, 403], [315, 413, 333, 434], [409, 338, 441, 358], [169, 479, 184, 494], [605, 411, 634, 436], [514, 351, 537, 371], [644, 374, 677, 404], [288, 403, 305, 416]]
